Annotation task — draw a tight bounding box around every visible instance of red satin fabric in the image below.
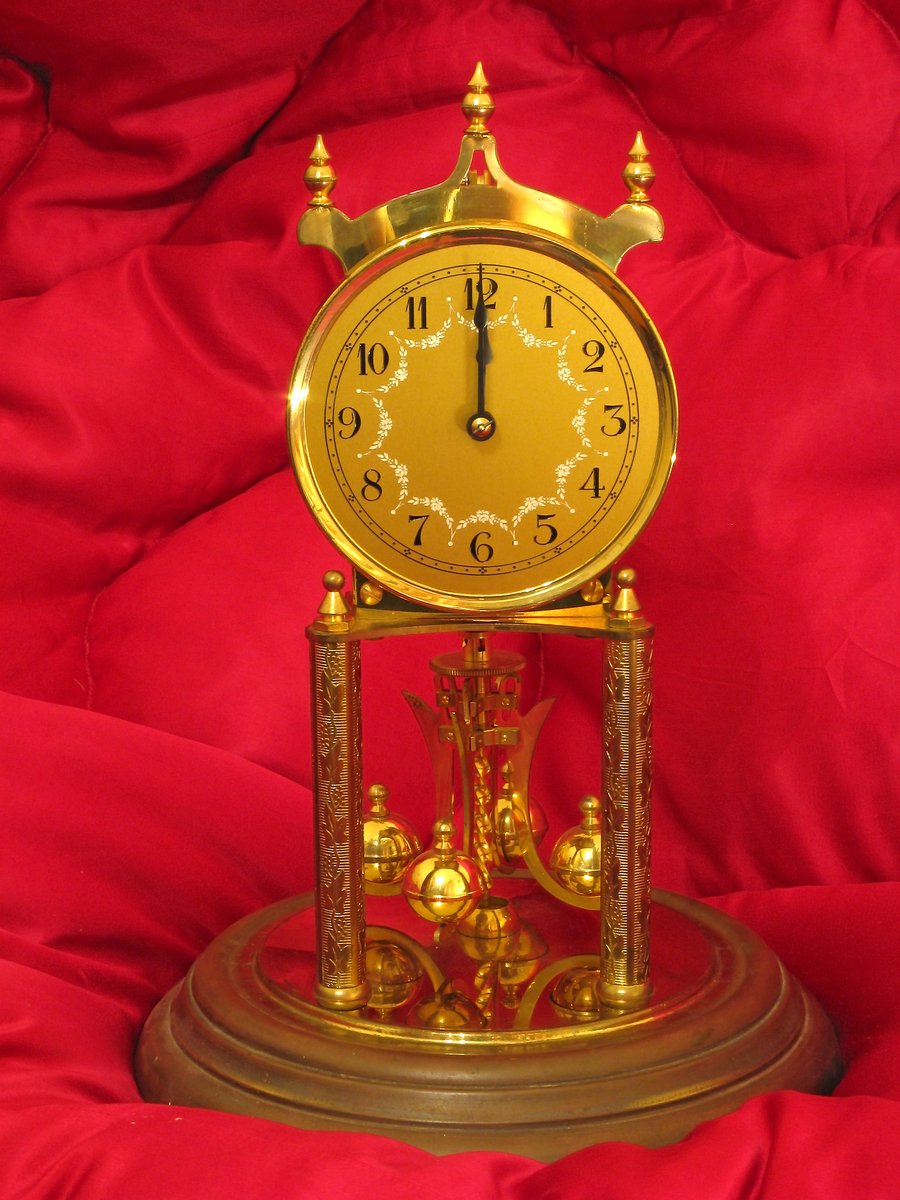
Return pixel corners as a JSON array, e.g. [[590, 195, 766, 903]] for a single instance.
[[0, 0, 897, 1194]]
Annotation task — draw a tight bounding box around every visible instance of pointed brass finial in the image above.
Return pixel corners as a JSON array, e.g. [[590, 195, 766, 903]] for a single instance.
[[304, 134, 337, 208], [611, 567, 642, 618], [622, 131, 656, 204], [316, 570, 351, 626], [462, 62, 494, 134]]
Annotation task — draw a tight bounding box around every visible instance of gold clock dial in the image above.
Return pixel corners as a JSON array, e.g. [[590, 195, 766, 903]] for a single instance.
[[288, 224, 676, 612]]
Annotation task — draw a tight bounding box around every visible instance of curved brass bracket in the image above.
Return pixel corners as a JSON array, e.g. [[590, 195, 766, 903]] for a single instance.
[[299, 65, 663, 274]]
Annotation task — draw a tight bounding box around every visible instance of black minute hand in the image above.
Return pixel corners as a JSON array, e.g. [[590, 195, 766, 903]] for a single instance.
[[467, 265, 496, 441]]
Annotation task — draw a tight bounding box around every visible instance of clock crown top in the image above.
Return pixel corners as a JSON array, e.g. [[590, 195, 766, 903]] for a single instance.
[[461, 61, 494, 135], [298, 65, 663, 274]]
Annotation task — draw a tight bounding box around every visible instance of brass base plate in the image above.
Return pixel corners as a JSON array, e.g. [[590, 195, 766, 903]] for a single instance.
[[135, 891, 841, 1160]]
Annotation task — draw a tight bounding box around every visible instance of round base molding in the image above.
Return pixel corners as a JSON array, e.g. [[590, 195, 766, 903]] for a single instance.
[[135, 890, 841, 1160]]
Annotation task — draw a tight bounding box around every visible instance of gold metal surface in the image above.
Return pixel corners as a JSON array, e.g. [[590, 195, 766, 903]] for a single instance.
[[403, 818, 486, 924], [298, 65, 662, 275], [309, 623, 367, 1009], [549, 795, 604, 896], [135, 65, 843, 1156], [135, 890, 841, 1159], [362, 784, 421, 888], [288, 65, 676, 615], [288, 225, 676, 613], [600, 589, 653, 1007]]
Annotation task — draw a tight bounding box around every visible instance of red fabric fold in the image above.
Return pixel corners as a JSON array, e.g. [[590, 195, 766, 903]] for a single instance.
[[0, 0, 897, 1194]]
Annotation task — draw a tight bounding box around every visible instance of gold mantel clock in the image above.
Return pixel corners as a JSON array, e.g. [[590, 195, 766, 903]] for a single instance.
[[136, 66, 840, 1158]]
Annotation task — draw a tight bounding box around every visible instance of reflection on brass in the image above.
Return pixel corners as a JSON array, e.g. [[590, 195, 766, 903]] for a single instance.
[[497, 923, 547, 1010], [135, 66, 841, 1157], [409, 979, 487, 1031], [136, 892, 842, 1159], [362, 783, 420, 890], [309, 621, 367, 1010], [458, 896, 520, 961], [549, 795, 604, 896], [367, 925, 445, 993], [495, 763, 547, 865], [402, 819, 486, 925], [365, 941, 424, 1018], [300, 68, 663, 275], [550, 967, 606, 1021], [600, 573, 653, 1008]]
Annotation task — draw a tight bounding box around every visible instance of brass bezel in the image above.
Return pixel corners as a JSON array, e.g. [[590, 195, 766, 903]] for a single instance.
[[287, 220, 677, 613]]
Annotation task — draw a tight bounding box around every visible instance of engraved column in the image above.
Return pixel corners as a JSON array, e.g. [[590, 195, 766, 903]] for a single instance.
[[600, 568, 653, 1009], [308, 572, 369, 1011]]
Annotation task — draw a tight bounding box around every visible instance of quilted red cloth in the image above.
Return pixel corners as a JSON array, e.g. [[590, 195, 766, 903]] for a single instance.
[[1, 0, 898, 1195]]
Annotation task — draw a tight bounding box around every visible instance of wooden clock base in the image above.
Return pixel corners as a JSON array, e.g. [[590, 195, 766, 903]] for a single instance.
[[135, 889, 841, 1160]]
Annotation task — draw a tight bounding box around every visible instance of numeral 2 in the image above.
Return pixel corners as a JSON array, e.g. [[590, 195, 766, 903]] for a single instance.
[[582, 339, 605, 372]]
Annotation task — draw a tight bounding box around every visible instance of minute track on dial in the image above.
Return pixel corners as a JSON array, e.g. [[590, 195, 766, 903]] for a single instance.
[[290, 225, 674, 611], [330, 265, 629, 569]]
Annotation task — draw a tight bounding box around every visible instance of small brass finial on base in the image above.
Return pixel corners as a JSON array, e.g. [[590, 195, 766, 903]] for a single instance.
[[623, 132, 656, 204], [610, 567, 642, 618], [304, 134, 336, 207], [315, 570, 352, 628], [462, 62, 495, 134]]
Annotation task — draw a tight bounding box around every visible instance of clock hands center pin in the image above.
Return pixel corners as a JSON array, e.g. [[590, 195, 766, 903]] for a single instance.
[[466, 264, 495, 441]]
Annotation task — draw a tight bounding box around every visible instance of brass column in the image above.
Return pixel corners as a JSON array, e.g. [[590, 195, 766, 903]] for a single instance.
[[308, 572, 369, 1010], [600, 569, 653, 1008]]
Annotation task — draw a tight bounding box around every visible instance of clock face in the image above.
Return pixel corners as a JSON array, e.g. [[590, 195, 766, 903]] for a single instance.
[[288, 224, 676, 612]]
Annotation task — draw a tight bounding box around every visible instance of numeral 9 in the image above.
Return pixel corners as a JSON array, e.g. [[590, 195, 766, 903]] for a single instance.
[[337, 407, 361, 439]]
